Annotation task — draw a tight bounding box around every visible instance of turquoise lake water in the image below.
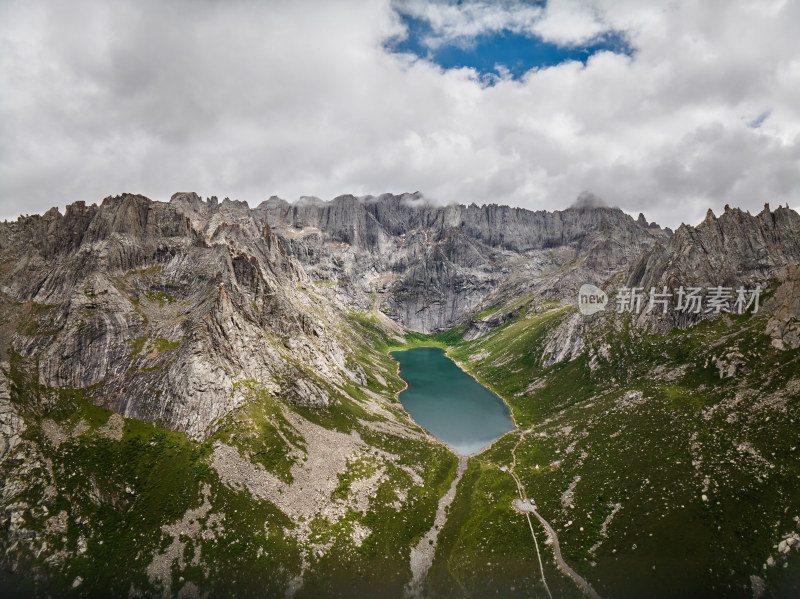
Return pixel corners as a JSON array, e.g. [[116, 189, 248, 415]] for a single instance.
[[391, 347, 514, 455]]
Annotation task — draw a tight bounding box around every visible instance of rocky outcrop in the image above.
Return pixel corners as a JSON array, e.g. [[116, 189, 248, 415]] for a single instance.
[[766, 264, 800, 350], [0, 364, 26, 458], [7, 190, 795, 442], [621, 204, 800, 330], [0, 194, 365, 439], [540, 312, 586, 366], [0, 189, 675, 444], [627, 204, 800, 291]]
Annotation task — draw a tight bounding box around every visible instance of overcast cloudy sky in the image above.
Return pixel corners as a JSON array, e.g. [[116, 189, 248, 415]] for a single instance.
[[1, 0, 798, 227]]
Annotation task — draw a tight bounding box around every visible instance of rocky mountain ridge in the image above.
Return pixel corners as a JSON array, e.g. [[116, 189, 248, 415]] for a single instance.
[[616, 203, 800, 334], [3, 192, 799, 438], [627, 203, 800, 290], [172, 191, 670, 332], [0, 194, 366, 438]]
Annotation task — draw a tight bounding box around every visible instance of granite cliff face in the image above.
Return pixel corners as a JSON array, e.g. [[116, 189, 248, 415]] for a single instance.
[[0, 193, 457, 598], [528, 203, 800, 366], [615, 203, 800, 333], [627, 204, 800, 291], [3, 192, 798, 441], [0, 190, 674, 439], [0, 194, 366, 439], [248, 193, 669, 332], [766, 263, 800, 350]]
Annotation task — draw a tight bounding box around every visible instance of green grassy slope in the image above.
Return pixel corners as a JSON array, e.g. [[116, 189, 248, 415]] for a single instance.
[[4, 286, 800, 598], [427, 302, 800, 598], [0, 310, 457, 598]]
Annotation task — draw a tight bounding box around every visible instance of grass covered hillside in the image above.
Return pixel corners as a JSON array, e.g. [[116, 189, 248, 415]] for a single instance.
[[0, 309, 458, 598], [426, 292, 800, 599]]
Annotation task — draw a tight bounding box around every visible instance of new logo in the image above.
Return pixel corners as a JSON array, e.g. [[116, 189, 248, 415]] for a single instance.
[[578, 284, 608, 316]]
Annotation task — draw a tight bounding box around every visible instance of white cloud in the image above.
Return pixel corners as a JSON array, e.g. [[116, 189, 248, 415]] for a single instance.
[[0, 0, 799, 229], [391, 0, 544, 47], [530, 0, 609, 46], [391, 0, 613, 48]]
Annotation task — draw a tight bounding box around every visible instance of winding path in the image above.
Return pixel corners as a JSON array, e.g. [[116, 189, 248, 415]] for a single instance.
[[510, 438, 602, 599], [527, 500, 602, 599]]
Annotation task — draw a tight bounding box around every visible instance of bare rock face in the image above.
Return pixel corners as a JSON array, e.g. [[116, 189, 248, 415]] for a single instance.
[[9, 190, 793, 441], [540, 312, 586, 366], [621, 204, 800, 330], [0, 190, 674, 442], [766, 264, 800, 350], [253, 193, 669, 332], [0, 194, 360, 439], [0, 363, 26, 458], [627, 204, 800, 291]]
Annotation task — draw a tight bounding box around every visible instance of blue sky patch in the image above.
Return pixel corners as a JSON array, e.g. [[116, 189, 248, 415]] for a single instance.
[[386, 11, 633, 81], [747, 110, 771, 129]]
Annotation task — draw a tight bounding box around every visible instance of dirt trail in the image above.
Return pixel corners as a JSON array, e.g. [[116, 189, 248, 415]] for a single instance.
[[510, 436, 601, 599]]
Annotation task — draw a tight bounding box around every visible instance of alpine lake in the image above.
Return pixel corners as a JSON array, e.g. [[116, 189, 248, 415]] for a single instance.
[[391, 346, 514, 455]]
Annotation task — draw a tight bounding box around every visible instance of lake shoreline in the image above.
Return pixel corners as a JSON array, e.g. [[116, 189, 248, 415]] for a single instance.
[[390, 346, 516, 458]]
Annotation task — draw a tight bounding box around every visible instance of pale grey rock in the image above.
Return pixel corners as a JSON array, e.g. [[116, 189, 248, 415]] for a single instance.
[[541, 311, 586, 366], [625, 204, 800, 330], [254, 193, 668, 332], [713, 351, 748, 378], [0, 194, 369, 439], [5, 190, 797, 443], [289, 378, 330, 408], [750, 574, 765, 599], [629, 205, 800, 289], [463, 306, 522, 341], [766, 264, 800, 350], [0, 364, 26, 458]]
